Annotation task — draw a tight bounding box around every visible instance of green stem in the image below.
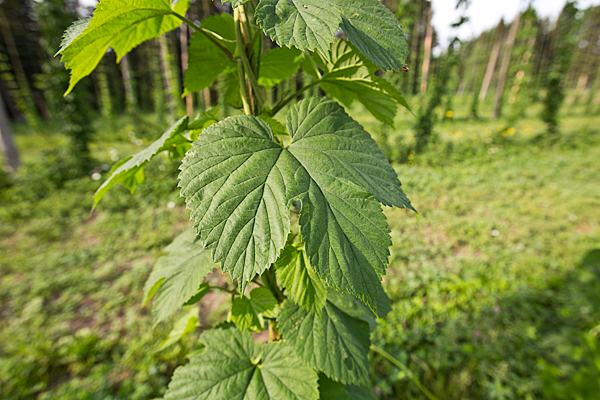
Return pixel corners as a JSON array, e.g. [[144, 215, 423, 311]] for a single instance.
[[371, 345, 440, 400], [208, 285, 238, 295], [235, 5, 264, 113], [271, 80, 320, 116], [262, 268, 285, 304], [237, 59, 252, 115], [174, 14, 235, 62]]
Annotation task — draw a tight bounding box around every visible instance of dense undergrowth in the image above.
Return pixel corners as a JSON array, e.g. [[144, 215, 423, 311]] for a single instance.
[[1, 101, 599, 399]]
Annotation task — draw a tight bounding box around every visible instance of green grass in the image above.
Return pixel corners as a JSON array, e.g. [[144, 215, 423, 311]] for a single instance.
[[1, 102, 599, 399]]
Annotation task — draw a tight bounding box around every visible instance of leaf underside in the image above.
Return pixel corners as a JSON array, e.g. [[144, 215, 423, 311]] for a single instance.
[[163, 327, 319, 400], [142, 229, 216, 324], [255, 0, 408, 70], [307, 39, 413, 126], [255, 0, 342, 58], [57, 0, 191, 94], [332, 0, 409, 70], [93, 116, 189, 209], [179, 97, 410, 311]]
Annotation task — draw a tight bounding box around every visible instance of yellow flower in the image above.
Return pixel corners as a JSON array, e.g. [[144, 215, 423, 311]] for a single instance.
[[408, 161, 414, 166], [446, 110, 453, 118], [455, 130, 463, 137], [408, 154, 414, 160], [507, 127, 516, 135]]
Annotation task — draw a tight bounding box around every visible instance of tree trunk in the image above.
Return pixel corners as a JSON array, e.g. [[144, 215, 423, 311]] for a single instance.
[[420, 0, 433, 106], [479, 41, 501, 101], [120, 54, 140, 127], [180, 21, 194, 116], [201, 0, 212, 108], [0, 5, 42, 122], [493, 13, 520, 120], [159, 33, 176, 121], [411, 0, 425, 96], [0, 92, 19, 172]]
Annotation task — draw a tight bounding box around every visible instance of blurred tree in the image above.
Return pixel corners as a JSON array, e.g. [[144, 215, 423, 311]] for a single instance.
[[34, 0, 94, 169], [541, 2, 580, 135], [0, 89, 19, 172], [492, 12, 520, 120]]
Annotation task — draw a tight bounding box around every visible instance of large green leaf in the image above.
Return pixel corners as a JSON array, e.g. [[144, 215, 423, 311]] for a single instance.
[[278, 294, 371, 386], [93, 116, 189, 209], [308, 39, 413, 126], [332, 0, 409, 71], [178, 117, 293, 294], [255, 0, 342, 58], [57, 0, 191, 94], [184, 14, 237, 95], [142, 229, 216, 324], [164, 328, 319, 400], [179, 97, 409, 310], [258, 47, 303, 88], [275, 244, 326, 314]]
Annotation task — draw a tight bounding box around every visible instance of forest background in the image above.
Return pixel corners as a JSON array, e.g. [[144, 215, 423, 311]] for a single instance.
[[0, 0, 599, 399]]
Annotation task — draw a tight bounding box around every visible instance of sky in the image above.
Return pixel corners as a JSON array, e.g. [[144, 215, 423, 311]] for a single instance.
[[433, 0, 600, 50]]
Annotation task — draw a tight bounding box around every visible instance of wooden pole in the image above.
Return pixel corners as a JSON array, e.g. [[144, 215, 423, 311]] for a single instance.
[[493, 13, 520, 120], [180, 21, 194, 116], [420, 1, 433, 105]]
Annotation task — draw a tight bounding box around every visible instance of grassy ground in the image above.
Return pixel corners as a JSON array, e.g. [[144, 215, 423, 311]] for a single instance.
[[1, 100, 599, 399]]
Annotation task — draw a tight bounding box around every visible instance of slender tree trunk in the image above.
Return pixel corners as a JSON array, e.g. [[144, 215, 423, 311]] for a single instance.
[[180, 21, 194, 116], [120, 54, 139, 126], [420, 1, 433, 106], [479, 42, 501, 102], [0, 92, 19, 172], [0, 5, 43, 122], [493, 13, 520, 120], [159, 34, 176, 121], [411, 0, 425, 96], [201, 0, 212, 108]]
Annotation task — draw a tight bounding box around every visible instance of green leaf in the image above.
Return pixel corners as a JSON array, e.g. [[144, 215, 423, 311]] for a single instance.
[[249, 287, 278, 318], [318, 373, 348, 400], [278, 295, 371, 386], [331, 0, 409, 71], [275, 244, 326, 314], [184, 14, 237, 95], [164, 327, 319, 400], [311, 39, 413, 125], [230, 287, 278, 331], [158, 306, 199, 351], [57, 0, 191, 94], [179, 97, 409, 310], [230, 296, 261, 331], [188, 106, 220, 139], [327, 284, 391, 331], [258, 47, 303, 88], [318, 374, 377, 400], [142, 229, 216, 324], [346, 385, 378, 400], [93, 116, 189, 209], [179, 116, 293, 294], [58, 17, 90, 53], [255, 0, 342, 58]]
